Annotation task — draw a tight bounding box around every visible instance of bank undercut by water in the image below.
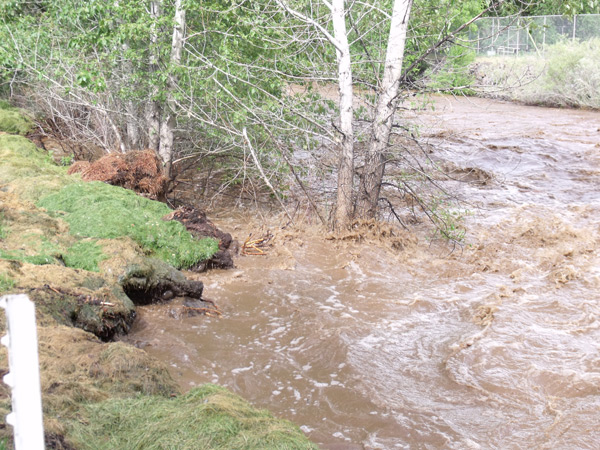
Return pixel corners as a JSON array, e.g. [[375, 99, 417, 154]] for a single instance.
[[0, 104, 315, 449]]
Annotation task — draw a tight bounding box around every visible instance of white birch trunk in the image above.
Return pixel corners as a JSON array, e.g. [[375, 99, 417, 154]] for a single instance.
[[115, 0, 140, 150], [357, 0, 413, 219], [123, 41, 140, 150], [332, 0, 355, 230], [146, 0, 161, 152], [159, 0, 185, 178]]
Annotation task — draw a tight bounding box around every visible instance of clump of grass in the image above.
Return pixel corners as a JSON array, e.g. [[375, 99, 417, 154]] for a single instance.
[[63, 240, 108, 272], [0, 134, 74, 201], [0, 249, 57, 265], [68, 384, 317, 450], [0, 272, 15, 293], [38, 182, 218, 269], [0, 325, 181, 442], [0, 101, 33, 135], [0, 213, 7, 240]]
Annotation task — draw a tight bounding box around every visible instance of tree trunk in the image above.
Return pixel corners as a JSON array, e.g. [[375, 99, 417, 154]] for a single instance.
[[158, 0, 185, 179], [115, 0, 140, 150], [125, 100, 140, 150], [356, 0, 413, 219], [332, 0, 355, 230], [146, 0, 161, 152]]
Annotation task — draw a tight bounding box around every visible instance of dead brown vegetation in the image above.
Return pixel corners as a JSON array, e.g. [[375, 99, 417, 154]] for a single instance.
[[0, 324, 179, 445], [68, 149, 167, 199], [327, 219, 417, 251]]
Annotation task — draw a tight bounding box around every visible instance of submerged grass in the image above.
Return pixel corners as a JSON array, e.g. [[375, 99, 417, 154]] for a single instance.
[[38, 182, 218, 269], [69, 384, 318, 450]]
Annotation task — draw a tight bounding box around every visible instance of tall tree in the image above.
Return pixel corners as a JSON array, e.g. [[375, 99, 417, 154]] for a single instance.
[[158, 0, 185, 178], [356, 0, 413, 220]]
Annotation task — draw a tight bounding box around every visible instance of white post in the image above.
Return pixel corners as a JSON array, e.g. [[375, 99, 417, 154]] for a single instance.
[[0, 295, 45, 450]]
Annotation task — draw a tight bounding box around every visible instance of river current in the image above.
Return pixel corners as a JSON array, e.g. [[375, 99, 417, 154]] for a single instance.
[[124, 97, 600, 449]]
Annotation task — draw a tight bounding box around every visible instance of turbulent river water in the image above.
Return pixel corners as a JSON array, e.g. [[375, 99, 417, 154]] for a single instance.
[[124, 97, 600, 449]]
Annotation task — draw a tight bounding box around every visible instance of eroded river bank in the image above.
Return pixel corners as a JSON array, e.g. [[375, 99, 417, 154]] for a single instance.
[[124, 97, 600, 449]]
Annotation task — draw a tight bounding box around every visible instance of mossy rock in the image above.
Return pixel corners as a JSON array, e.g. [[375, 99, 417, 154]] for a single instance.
[[120, 258, 205, 305], [67, 384, 318, 450]]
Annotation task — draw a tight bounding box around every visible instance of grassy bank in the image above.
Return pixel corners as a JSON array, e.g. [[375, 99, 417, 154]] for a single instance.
[[471, 39, 600, 109], [0, 103, 316, 449]]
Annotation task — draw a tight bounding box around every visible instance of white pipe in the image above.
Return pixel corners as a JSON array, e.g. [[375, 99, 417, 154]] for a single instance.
[[0, 295, 45, 450]]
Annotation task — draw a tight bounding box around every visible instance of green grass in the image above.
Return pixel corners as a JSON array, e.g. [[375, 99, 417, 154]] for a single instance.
[[0, 213, 6, 240], [63, 240, 108, 272], [0, 272, 16, 294], [68, 385, 317, 450], [0, 230, 63, 267], [0, 101, 33, 135], [0, 134, 74, 201], [38, 182, 218, 269], [0, 250, 57, 265]]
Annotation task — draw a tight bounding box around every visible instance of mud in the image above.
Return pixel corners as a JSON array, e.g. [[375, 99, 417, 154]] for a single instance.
[[125, 96, 600, 449]]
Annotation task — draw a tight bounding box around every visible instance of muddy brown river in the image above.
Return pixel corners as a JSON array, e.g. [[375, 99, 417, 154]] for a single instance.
[[124, 97, 600, 449]]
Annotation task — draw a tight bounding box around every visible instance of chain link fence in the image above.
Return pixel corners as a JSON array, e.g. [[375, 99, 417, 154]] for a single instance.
[[468, 14, 600, 55]]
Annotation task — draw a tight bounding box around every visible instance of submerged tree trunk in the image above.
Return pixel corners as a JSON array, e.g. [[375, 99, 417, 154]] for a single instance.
[[356, 0, 413, 219], [158, 0, 185, 179], [332, 0, 355, 230]]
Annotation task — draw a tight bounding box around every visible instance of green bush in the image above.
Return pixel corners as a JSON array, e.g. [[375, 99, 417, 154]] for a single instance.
[[426, 45, 476, 94], [38, 182, 218, 269], [473, 39, 600, 109]]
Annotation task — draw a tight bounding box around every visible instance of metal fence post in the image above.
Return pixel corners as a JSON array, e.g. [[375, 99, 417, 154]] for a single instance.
[[1, 294, 45, 450]]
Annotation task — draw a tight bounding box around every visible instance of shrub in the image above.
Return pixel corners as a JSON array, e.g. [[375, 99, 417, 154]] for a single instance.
[[472, 39, 600, 109], [425, 45, 476, 94]]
